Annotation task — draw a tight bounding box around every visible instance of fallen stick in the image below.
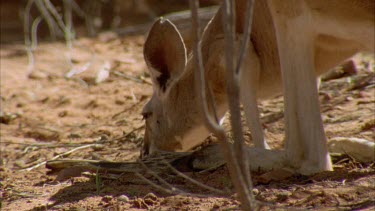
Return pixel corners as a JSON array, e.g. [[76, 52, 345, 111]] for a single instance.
[[46, 150, 192, 174], [45, 137, 375, 175], [21, 143, 101, 171]]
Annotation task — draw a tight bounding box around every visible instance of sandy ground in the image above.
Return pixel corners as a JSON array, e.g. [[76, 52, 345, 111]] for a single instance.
[[1, 33, 374, 210]]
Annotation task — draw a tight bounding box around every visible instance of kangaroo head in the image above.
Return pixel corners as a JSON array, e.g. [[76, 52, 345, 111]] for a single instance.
[[141, 18, 213, 156]]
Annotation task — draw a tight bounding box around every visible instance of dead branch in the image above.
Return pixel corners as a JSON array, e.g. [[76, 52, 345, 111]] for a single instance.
[[189, 0, 255, 209], [46, 151, 227, 197], [223, 0, 256, 190], [46, 150, 192, 174], [137, 159, 184, 193], [31, 17, 42, 49], [162, 160, 226, 195], [43, 0, 67, 33], [24, 0, 92, 78], [113, 71, 152, 85], [63, 0, 74, 48], [222, 0, 255, 208], [70, 0, 86, 18], [119, 125, 145, 139], [43, 0, 75, 48], [135, 172, 177, 195], [21, 143, 101, 171], [235, 0, 254, 75], [34, 0, 63, 39], [25, 16, 42, 77], [24, 0, 36, 76], [134, 172, 220, 198], [0, 141, 94, 148]]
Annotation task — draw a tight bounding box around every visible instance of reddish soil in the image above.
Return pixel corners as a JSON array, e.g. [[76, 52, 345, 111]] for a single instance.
[[1, 33, 374, 210]]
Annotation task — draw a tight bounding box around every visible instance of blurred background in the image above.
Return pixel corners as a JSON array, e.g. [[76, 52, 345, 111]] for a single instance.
[[0, 0, 221, 44]]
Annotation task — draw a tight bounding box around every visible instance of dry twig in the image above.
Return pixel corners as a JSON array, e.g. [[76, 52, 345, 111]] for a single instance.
[[21, 143, 101, 171], [24, 0, 36, 76], [189, 0, 255, 209], [34, 0, 63, 39], [137, 159, 184, 193], [113, 71, 152, 85], [162, 160, 226, 195], [134, 172, 176, 195]]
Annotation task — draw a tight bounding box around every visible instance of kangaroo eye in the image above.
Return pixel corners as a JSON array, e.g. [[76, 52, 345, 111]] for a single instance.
[[141, 111, 152, 120]]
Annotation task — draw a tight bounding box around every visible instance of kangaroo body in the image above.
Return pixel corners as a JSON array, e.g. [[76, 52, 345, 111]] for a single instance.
[[142, 0, 374, 174]]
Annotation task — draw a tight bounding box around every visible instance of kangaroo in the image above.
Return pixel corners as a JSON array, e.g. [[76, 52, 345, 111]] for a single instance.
[[265, 0, 374, 173], [141, 0, 374, 174]]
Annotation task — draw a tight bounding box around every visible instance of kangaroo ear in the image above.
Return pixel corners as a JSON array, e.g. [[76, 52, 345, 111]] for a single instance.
[[144, 18, 187, 99]]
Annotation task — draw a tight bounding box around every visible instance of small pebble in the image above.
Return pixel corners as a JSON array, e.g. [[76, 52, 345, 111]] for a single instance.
[[0, 111, 19, 124], [118, 195, 130, 202], [28, 71, 48, 79], [58, 110, 68, 117], [345, 96, 354, 101], [144, 192, 157, 201]]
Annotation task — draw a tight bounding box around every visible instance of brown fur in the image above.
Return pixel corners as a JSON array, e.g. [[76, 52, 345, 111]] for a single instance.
[[142, 0, 374, 173]]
